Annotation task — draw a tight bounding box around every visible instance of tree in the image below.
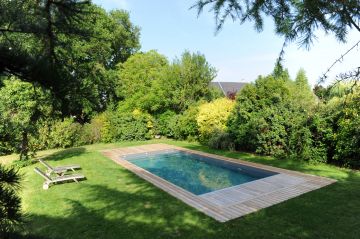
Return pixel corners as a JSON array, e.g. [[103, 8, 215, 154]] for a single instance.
[[228, 68, 324, 161], [0, 0, 92, 86], [0, 164, 22, 239], [0, 78, 53, 159], [0, 1, 140, 120], [116, 50, 218, 114], [116, 50, 169, 113], [193, 0, 360, 47], [193, 1, 360, 84], [292, 68, 316, 110], [162, 51, 217, 112]]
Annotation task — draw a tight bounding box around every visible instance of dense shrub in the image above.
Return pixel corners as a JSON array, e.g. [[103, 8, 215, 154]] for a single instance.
[[172, 105, 199, 140], [101, 110, 154, 143], [48, 118, 82, 148], [197, 98, 235, 143], [155, 111, 177, 136], [288, 114, 329, 163], [228, 72, 319, 161], [333, 89, 360, 168], [208, 131, 235, 151]]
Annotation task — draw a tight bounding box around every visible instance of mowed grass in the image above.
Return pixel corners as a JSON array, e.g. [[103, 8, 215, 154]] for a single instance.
[[3, 139, 360, 239]]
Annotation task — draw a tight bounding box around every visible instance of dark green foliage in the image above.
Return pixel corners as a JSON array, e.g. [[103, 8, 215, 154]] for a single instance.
[[228, 69, 322, 161], [288, 114, 329, 163], [155, 111, 177, 137], [208, 131, 235, 151], [78, 122, 102, 146], [49, 119, 83, 149], [32, 117, 103, 150], [101, 110, 154, 143], [172, 106, 199, 141], [228, 75, 292, 155], [0, 164, 22, 238], [0, 1, 140, 119], [0, 79, 53, 159], [333, 90, 360, 168]]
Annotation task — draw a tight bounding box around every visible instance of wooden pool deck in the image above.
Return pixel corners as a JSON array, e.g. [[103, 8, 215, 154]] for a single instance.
[[101, 144, 336, 222]]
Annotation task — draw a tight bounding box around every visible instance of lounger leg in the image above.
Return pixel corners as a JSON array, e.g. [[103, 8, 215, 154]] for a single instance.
[[43, 183, 49, 190], [73, 178, 79, 183]]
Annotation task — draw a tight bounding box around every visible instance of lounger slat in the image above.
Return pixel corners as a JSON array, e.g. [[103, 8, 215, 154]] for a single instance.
[[34, 167, 85, 189], [39, 159, 81, 175], [52, 174, 85, 183]]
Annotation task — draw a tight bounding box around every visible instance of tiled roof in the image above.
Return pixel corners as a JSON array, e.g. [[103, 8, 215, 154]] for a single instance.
[[210, 82, 248, 96]]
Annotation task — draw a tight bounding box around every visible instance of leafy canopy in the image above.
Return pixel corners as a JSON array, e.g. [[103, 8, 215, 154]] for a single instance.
[[116, 50, 218, 114], [0, 78, 53, 157], [0, 1, 140, 118]]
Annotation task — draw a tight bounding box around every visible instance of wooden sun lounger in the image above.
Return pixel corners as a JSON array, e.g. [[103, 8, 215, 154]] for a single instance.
[[34, 167, 85, 190], [39, 159, 81, 176]]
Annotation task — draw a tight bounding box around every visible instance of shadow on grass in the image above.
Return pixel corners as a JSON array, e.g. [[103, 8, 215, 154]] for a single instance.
[[24, 183, 217, 239], [23, 176, 360, 239], [42, 147, 86, 162]]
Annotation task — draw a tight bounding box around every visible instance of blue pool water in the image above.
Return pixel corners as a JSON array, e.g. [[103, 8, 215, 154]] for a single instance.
[[123, 149, 276, 195]]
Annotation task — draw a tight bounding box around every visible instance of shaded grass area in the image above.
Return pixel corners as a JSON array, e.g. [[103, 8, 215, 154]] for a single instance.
[[3, 139, 359, 238]]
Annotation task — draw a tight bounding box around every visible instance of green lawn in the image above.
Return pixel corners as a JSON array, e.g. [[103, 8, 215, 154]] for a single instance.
[[3, 139, 360, 238]]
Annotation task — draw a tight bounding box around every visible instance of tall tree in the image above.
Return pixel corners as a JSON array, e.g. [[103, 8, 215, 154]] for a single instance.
[[0, 1, 140, 120], [0, 78, 53, 159], [164, 51, 217, 112]]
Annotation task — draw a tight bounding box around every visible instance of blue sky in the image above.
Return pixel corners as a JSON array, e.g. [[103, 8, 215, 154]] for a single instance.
[[93, 0, 360, 86]]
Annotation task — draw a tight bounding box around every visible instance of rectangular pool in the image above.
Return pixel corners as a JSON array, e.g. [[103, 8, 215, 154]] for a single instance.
[[123, 149, 277, 195]]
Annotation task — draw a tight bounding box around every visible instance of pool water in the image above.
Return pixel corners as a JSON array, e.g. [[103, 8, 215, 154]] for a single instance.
[[123, 149, 276, 195]]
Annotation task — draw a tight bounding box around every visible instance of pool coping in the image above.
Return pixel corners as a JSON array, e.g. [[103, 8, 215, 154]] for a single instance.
[[101, 143, 336, 222]]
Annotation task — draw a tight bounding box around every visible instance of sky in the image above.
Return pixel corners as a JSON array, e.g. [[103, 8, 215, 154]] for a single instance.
[[93, 0, 360, 86]]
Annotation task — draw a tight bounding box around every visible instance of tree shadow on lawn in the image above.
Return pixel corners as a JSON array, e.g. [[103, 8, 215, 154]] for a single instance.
[[42, 147, 87, 162], [24, 183, 217, 239]]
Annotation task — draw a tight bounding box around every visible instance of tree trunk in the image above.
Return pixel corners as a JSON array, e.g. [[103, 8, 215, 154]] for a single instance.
[[20, 131, 28, 160]]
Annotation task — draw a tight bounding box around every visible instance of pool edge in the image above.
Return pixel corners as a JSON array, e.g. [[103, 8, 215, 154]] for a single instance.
[[101, 143, 337, 222]]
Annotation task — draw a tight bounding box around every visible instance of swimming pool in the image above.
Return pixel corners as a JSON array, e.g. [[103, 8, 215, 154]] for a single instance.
[[123, 149, 277, 195]]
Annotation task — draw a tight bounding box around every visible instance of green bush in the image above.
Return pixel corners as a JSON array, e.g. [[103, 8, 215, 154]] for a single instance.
[[288, 115, 329, 163], [208, 131, 235, 151], [48, 118, 82, 148], [228, 72, 318, 160], [333, 89, 360, 168], [155, 111, 177, 136], [172, 105, 199, 140], [100, 110, 154, 143], [77, 114, 104, 145]]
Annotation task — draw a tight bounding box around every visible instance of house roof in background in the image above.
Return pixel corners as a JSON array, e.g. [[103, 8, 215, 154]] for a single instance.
[[210, 82, 248, 95]]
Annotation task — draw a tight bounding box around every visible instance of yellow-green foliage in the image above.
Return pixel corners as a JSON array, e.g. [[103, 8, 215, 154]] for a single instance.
[[196, 98, 235, 142]]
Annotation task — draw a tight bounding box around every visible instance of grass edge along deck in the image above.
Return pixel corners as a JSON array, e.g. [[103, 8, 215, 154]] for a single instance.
[[101, 144, 336, 222]]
